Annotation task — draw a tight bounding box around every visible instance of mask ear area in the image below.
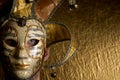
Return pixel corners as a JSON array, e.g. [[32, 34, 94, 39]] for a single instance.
[[43, 47, 50, 61], [45, 22, 77, 68]]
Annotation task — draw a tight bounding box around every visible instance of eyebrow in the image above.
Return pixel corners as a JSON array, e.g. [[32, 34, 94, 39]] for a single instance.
[[5, 32, 16, 37], [27, 33, 44, 38]]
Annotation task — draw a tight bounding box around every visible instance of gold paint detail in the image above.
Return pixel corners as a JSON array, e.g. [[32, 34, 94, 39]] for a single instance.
[[45, 23, 70, 46], [62, 34, 77, 63], [45, 23, 77, 67], [13, 0, 32, 17], [15, 64, 30, 70]]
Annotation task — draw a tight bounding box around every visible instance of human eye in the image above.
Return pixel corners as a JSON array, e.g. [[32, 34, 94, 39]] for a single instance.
[[4, 39, 18, 47], [27, 39, 39, 47]]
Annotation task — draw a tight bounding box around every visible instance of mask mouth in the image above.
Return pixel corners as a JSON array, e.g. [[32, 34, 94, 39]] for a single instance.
[[10, 60, 31, 70], [14, 63, 30, 70]]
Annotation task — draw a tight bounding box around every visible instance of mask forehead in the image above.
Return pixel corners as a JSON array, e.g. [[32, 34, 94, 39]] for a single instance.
[[10, 20, 27, 45]]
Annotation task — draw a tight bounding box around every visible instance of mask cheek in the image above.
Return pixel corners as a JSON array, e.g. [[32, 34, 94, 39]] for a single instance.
[[32, 59, 42, 72], [27, 44, 44, 58]]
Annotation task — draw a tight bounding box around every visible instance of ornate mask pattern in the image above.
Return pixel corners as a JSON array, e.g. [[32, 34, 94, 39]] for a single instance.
[[0, 0, 77, 79], [0, 18, 46, 79]]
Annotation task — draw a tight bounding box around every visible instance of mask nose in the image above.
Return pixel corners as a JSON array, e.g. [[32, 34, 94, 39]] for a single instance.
[[14, 43, 28, 59]]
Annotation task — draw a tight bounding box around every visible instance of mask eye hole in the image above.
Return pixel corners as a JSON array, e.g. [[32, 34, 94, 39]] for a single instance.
[[5, 39, 18, 47], [27, 39, 39, 47]]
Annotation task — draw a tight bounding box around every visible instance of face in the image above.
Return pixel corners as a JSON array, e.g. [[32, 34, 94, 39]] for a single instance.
[[0, 19, 46, 79]]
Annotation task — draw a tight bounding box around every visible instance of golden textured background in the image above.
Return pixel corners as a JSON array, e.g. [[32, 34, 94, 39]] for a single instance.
[[42, 0, 120, 80], [0, 0, 120, 80]]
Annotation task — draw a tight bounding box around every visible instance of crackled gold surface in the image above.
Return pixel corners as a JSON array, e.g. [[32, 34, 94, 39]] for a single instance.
[[42, 0, 120, 80], [13, 0, 32, 17]]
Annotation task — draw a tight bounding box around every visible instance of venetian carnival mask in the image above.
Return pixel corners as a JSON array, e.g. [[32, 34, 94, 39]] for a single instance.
[[0, 0, 77, 79]]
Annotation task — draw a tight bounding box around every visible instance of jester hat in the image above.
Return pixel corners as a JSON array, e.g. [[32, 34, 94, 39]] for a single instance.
[[0, 0, 77, 68]]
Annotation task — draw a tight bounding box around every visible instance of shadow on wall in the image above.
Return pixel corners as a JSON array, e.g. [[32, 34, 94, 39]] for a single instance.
[[44, 0, 120, 80]]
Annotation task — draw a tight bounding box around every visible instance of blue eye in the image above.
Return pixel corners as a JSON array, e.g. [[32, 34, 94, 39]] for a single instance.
[[27, 39, 39, 47], [5, 39, 17, 47]]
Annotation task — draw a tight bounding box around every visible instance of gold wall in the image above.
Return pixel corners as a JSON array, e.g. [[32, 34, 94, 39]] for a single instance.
[[42, 0, 120, 80], [0, 0, 120, 80]]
